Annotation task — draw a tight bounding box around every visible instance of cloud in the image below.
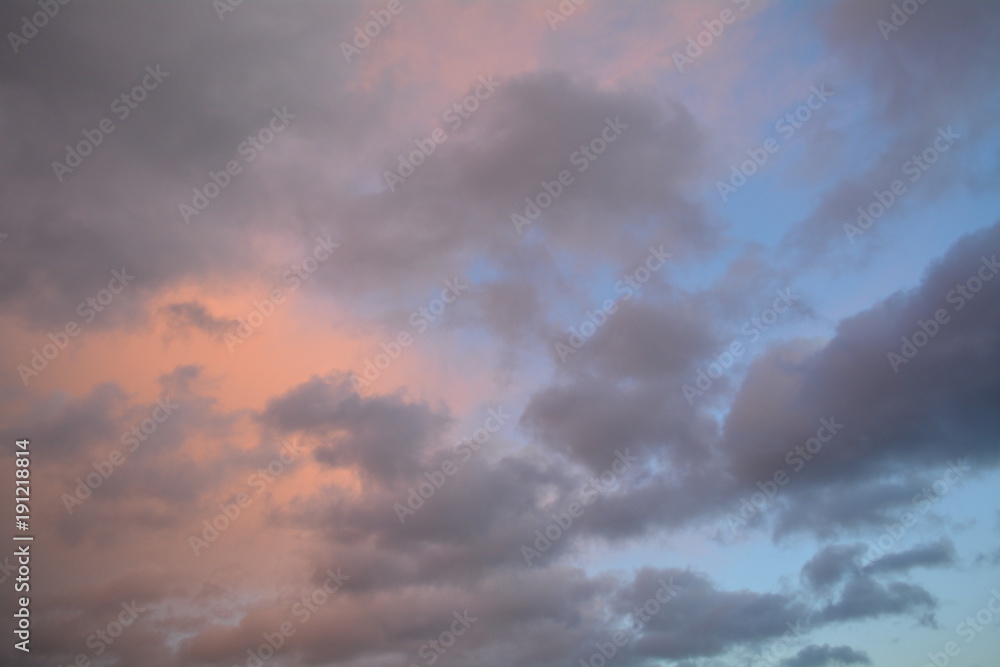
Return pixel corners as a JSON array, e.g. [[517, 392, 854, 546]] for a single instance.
[[780, 643, 872, 667], [802, 543, 867, 590], [162, 301, 237, 337], [260, 373, 451, 485], [721, 220, 1000, 537], [816, 577, 936, 626], [865, 539, 956, 575], [518, 220, 1000, 543], [780, 0, 1000, 262], [2, 1, 997, 665]]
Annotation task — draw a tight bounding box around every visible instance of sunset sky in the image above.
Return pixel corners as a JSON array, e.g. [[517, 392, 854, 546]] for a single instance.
[[1, 1, 999, 666]]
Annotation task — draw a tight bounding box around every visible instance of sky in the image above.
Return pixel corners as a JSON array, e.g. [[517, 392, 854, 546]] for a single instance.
[[1, 1, 999, 666]]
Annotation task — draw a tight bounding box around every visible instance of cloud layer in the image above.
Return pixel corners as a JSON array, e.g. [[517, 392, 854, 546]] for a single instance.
[[1, 1, 998, 665]]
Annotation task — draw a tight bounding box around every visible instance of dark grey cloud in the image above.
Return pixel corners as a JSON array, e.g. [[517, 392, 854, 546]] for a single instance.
[[780, 643, 871, 667], [0, 381, 127, 458], [722, 220, 1000, 538], [260, 373, 451, 485], [802, 540, 954, 594], [522, 297, 722, 472], [1, 0, 719, 352], [802, 543, 866, 590], [779, 0, 1000, 263], [0, 2, 395, 330], [167, 556, 937, 667], [623, 567, 809, 661], [816, 577, 935, 625], [0, 365, 259, 550], [1, 2, 996, 666], [162, 301, 237, 338], [520, 217, 999, 546], [865, 539, 956, 575]]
